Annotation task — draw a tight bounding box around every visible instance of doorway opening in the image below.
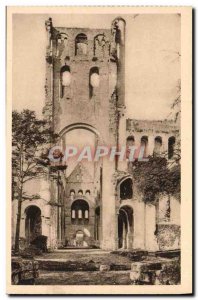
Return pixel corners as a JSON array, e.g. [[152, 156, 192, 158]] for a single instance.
[[25, 206, 42, 244], [118, 206, 133, 249]]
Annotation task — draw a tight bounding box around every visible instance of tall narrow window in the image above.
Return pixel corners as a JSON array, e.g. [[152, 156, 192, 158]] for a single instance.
[[94, 34, 109, 57], [70, 189, 75, 196], [78, 210, 82, 219], [75, 33, 88, 55], [85, 210, 89, 219], [154, 136, 162, 156], [60, 65, 71, 98], [95, 207, 100, 241], [141, 136, 148, 157], [56, 33, 68, 56], [168, 136, 176, 159], [89, 67, 100, 98], [71, 210, 76, 219], [126, 136, 135, 159]]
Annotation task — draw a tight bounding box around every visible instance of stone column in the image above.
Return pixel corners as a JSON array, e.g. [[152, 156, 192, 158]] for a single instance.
[[145, 203, 159, 251], [101, 159, 117, 250], [163, 135, 169, 155], [133, 201, 145, 249], [170, 196, 180, 225], [148, 135, 155, 156], [122, 223, 126, 249], [127, 231, 133, 249], [118, 112, 127, 172], [41, 216, 49, 244]]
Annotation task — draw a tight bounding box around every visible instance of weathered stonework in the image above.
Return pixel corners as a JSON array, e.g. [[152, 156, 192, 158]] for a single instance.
[[12, 17, 180, 253]]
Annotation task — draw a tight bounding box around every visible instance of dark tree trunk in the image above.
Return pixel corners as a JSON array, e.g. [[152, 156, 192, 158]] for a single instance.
[[14, 191, 22, 253]]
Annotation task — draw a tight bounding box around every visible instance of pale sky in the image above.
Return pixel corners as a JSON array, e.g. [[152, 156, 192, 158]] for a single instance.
[[12, 13, 180, 120]]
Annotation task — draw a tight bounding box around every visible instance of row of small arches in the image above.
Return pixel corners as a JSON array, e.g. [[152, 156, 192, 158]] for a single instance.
[[56, 33, 109, 57], [126, 135, 176, 159], [70, 189, 91, 196]]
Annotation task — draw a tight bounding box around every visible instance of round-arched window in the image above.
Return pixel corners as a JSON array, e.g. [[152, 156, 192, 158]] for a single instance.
[[75, 33, 88, 55], [78, 189, 83, 196], [60, 65, 71, 87], [71, 200, 89, 225], [120, 178, 133, 200]]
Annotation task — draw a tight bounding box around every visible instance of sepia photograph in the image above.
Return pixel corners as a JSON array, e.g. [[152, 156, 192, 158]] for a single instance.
[[6, 6, 192, 295]]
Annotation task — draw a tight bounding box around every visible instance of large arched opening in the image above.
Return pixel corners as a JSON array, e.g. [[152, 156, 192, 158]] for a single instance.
[[60, 125, 103, 249], [71, 199, 89, 225], [118, 205, 133, 249], [25, 206, 42, 244], [119, 177, 133, 200]]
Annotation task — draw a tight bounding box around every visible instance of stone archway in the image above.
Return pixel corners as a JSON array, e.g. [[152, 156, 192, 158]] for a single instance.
[[118, 205, 133, 249], [59, 122, 101, 140], [25, 206, 42, 244]]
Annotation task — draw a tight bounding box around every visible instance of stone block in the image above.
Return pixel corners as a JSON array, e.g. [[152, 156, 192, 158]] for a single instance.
[[99, 264, 110, 272]]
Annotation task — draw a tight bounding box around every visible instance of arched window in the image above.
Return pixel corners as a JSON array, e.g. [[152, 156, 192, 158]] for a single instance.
[[71, 200, 89, 225], [120, 178, 133, 200], [60, 64, 71, 98], [94, 34, 109, 57], [71, 209, 76, 219], [70, 189, 75, 196], [126, 135, 135, 145], [85, 190, 91, 196], [57, 33, 68, 45], [75, 33, 88, 55], [141, 136, 148, 157], [95, 207, 100, 241], [154, 136, 162, 156], [85, 210, 89, 219], [56, 33, 69, 56], [168, 136, 176, 159], [89, 67, 100, 98], [78, 189, 83, 195], [126, 136, 135, 159]]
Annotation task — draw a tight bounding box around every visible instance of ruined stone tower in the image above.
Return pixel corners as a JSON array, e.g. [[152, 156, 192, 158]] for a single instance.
[[44, 17, 127, 250], [12, 17, 180, 253]]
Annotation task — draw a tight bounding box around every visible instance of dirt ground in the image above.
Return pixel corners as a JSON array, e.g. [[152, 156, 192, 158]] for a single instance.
[[33, 249, 180, 285], [36, 270, 132, 285], [38, 250, 133, 265]]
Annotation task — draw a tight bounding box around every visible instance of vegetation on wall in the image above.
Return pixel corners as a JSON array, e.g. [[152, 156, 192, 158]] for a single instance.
[[132, 155, 180, 203]]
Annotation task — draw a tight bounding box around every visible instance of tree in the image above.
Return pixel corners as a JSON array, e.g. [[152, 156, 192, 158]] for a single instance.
[[12, 109, 55, 252]]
